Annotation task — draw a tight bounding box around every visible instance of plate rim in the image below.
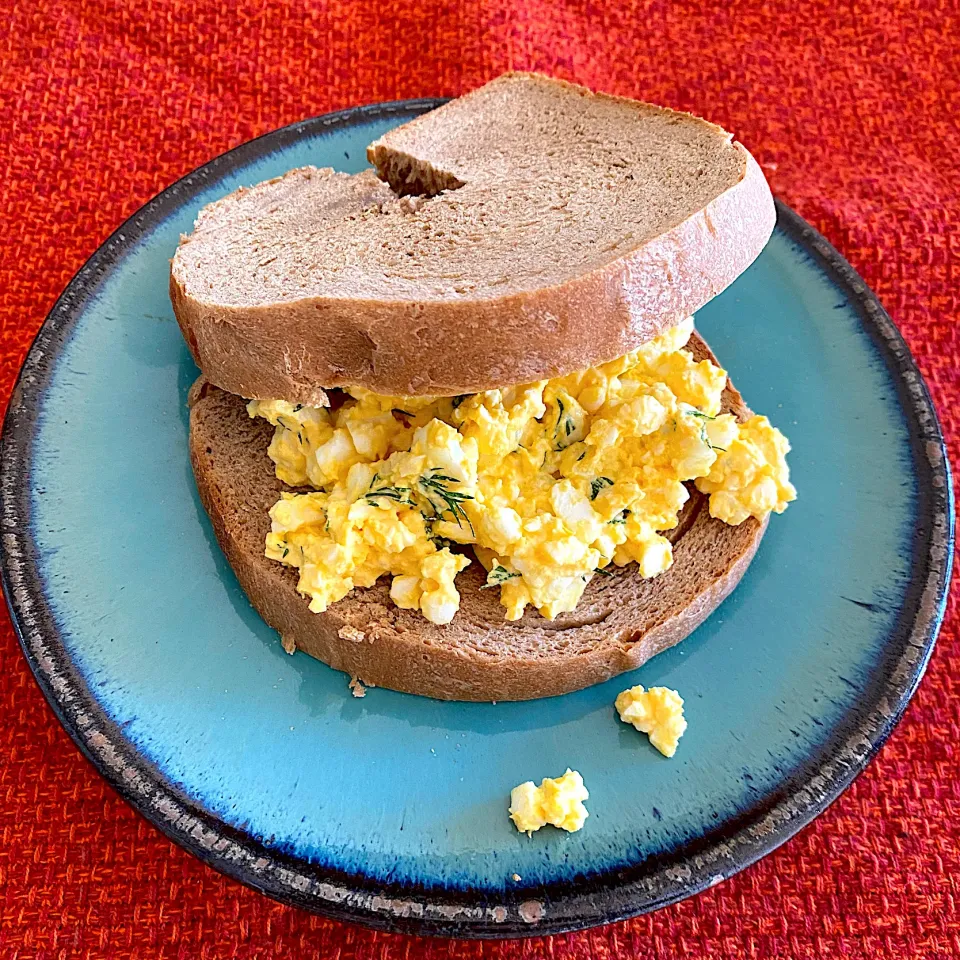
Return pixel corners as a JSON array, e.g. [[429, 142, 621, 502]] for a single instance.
[[0, 99, 953, 939]]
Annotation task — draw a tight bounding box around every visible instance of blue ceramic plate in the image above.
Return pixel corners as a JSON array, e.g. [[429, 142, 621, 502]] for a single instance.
[[1, 101, 953, 938]]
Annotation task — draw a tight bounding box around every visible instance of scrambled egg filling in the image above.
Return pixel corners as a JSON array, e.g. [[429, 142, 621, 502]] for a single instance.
[[248, 318, 796, 625], [509, 769, 589, 834], [615, 685, 688, 757]]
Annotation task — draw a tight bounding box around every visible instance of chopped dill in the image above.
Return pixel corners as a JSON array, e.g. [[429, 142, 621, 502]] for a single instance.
[[419, 468, 475, 536], [685, 407, 726, 451], [293, 404, 303, 412], [553, 397, 578, 450], [425, 471, 462, 483], [480, 564, 520, 589], [364, 473, 415, 507], [392, 408, 415, 418], [608, 509, 630, 525], [423, 517, 455, 551], [365, 486, 414, 506], [590, 477, 613, 500], [595, 567, 614, 576]]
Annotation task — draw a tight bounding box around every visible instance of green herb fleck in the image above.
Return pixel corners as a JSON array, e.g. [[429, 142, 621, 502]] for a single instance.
[[419, 468, 475, 536], [293, 404, 304, 412], [450, 395, 469, 410], [365, 485, 414, 506], [608, 509, 630, 525], [364, 473, 415, 507], [553, 397, 579, 451], [685, 408, 726, 452], [480, 564, 520, 589], [595, 567, 614, 576], [590, 477, 613, 500], [699, 423, 725, 452], [282, 546, 290, 559], [392, 408, 415, 418], [422, 517, 455, 551]]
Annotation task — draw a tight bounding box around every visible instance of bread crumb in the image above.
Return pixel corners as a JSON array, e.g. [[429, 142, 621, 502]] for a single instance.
[[512, 873, 522, 882], [338, 625, 366, 643], [280, 635, 296, 655], [348, 677, 366, 698], [398, 196, 424, 214]]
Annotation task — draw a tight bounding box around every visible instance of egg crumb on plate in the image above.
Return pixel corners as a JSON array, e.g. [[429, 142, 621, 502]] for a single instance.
[[509, 769, 589, 834], [615, 685, 688, 757], [248, 317, 796, 626]]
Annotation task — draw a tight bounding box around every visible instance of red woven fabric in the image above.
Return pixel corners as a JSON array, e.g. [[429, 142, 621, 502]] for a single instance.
[[1, 1, 958, 956]]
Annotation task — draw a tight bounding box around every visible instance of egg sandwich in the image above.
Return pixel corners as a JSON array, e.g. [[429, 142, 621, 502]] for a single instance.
[[172, 73, 795, 701]]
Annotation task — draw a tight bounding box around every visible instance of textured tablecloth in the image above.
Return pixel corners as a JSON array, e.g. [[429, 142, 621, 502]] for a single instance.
[[1, 1, 958, 956]]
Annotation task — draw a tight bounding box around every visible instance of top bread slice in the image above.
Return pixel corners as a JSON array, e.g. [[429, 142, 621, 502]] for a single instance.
[[171, 73, 775, 404], [188, 332, 765, 702]]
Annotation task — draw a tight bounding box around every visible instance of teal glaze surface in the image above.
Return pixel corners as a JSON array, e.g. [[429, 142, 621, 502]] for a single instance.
[[9, 107, 948, 922]]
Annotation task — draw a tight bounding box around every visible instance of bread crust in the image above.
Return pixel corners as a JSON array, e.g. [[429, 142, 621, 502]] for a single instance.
[[187, 334, 766, 701], [171, 76, 775, 404]]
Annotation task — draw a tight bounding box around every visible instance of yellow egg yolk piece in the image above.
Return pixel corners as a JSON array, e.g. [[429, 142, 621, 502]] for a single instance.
[[248, 317, 796, 625], [694, 414, 797, 524], [509, 769, 589, 834], [615, 684, 688, 757]]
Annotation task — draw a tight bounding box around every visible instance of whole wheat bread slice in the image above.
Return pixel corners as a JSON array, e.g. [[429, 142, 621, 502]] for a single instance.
[[172, 73, 774, 405], [188, 332, 765, 701]]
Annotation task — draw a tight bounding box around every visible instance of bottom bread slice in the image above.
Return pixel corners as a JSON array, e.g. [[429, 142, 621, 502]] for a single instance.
[[188, 333, 766, 701]]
